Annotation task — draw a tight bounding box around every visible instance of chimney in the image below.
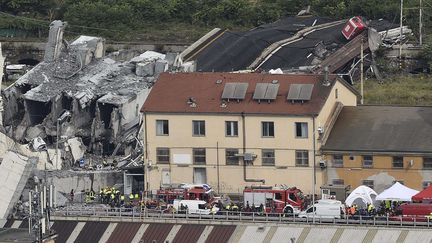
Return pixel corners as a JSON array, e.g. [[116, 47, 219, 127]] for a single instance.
[[44, 20, 67, 62], [322, 66, 331, 86]]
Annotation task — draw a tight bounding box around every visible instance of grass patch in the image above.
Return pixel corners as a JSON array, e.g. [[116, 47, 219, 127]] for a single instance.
[[355, 75, 432, 106]]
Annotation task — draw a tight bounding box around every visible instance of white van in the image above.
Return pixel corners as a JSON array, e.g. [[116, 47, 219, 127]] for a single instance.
[[298, 199, 344, 219], [173, 200, 214, 215]]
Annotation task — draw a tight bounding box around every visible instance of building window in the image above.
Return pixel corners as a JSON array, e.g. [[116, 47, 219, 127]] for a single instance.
[[295, 150, 309, 167], [423, 181, 432, 189], [363, 180, 374, 189], [332, 179, 344, 185], [392, 156, 404, 169], [262, 149, 275, 166], [225, 121, 238, 137], [295, 122, 308, 138], [192, 120, 205, 136], [156, 148, 170, 164], [423, 157, 432, 170], [156, 120, 169, 135], [362, 155, 373, 168], [226, 149, 239, 165], [335, 88, 338, 99], [262, 121, 274, 137], [332, 154, 343, 167], [193, 148, 206, 165]]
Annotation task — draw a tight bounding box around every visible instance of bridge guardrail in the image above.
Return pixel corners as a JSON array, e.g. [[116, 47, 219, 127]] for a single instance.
[[52, 206, 431, 228]]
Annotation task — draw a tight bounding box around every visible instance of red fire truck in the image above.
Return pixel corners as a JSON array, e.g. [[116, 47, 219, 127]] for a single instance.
[[156, 184, 216, 204], [243, 185, 305, 215]]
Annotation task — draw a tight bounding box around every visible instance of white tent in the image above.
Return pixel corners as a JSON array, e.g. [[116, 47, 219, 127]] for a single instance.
[[375, 182, 419, 202], [345, 185, 378, 207]]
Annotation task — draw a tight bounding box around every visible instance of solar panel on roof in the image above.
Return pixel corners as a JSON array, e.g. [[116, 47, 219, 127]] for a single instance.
[[221, 83, 236, 99], [298, 84, 314, 100], [287, 84, 302, 100], [265, 83, 279, 100], [253, 83, 268, 100], [232, 83, 248, 99]]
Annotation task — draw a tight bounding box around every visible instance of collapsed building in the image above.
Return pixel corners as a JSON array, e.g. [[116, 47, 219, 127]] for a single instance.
[[1, 21, 176, 169]]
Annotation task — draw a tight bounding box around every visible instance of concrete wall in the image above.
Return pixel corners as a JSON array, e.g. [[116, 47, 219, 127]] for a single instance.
[[45, 170, 123, 205], [324, 154, 432, 192]]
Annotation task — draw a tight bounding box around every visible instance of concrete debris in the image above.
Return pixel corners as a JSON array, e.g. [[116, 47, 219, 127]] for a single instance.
[[1, 20, 180, 172], [66, 137, 86, 162], [0, 151, 36, 222], [130, 50, 165, 63], [269, 68, 283, 74], [30, 137, 47, 152]]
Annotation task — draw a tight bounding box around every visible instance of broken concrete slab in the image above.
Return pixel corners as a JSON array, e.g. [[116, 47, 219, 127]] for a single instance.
[[67, 137, 86, 162], [155, 59, 168, 75], [136, 62, 154, 77], [0, 151, 36, 221], [130, 50, 165, 63]]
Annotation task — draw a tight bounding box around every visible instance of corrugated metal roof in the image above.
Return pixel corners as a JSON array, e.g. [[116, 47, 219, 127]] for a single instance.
[[238, 226, 271, 243], [74, 221, 109, 243], [205, 225, 236, 243], [270, 226, 303, 243], [141, 223, 173, 243], [142, 72, 336, 116], [51, 221, 78, 243], [106, 222, 141, 243], [337, 228, 368, 243], [172, 224, 205, 243]]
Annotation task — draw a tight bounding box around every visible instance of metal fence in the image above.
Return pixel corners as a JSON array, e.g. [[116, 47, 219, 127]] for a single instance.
[[52, 206, 431, 228]]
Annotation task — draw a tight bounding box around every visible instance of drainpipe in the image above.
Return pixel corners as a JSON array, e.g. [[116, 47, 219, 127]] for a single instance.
[[143, 113, 149, 197], [312, 115, 317, 223], [241, 112, 265, 184]]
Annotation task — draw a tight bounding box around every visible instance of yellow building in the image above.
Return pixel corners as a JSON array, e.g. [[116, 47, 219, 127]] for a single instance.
[[321, 106, 432, 192], [141, 72, 357, 194]]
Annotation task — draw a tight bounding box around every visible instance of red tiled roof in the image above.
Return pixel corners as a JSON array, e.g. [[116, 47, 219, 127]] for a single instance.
[[141, 72, 335, 116]]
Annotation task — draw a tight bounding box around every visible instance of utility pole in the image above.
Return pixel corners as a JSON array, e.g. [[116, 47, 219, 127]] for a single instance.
[[399, 0, 404, 60], [419, 0, 423, 46], [360, 37, 364, 105]]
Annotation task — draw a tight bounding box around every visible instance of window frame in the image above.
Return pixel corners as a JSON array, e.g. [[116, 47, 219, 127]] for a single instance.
[[392, 156, 404, 169], [261, 121, 275, 137], [295, 122, 308, 138], [362, 180, 374, 189], [225, 121, 238, 137], [262, 149, 275, 166], [362, 155, 373, 168], [193, 148, 206, 165], [332, 179, 345, 185], [225, 149, 239, 165], [332, 154, 343, 168], [295, 150, 309, 167], [423, 157, 432, 170], [192, 120, 206, 136], [156, 147, 170, 164], [156, 119, 169, 136]]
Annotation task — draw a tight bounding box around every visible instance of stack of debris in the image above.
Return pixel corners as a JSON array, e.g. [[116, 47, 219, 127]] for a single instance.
[[0, 21, 177, 169]]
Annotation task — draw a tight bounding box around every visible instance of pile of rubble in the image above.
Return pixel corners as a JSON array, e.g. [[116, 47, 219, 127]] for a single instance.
[[0, 21, 181, 170]]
